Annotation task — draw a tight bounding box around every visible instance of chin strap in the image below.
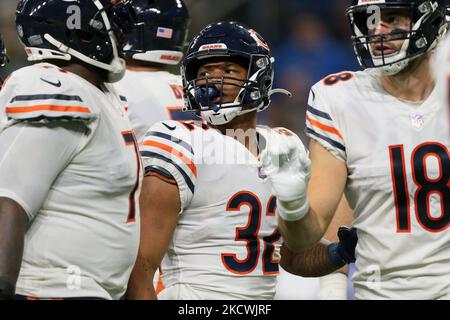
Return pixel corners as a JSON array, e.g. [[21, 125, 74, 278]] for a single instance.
[[44, 34, 124, 74]]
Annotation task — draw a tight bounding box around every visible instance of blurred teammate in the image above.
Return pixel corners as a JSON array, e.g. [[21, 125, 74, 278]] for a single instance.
[[262, 0, 449, 300], [115, 0, 197, 143], [127, 21, 355, 300], [115, 0, 194, 294], [0, 0, 142, 300]]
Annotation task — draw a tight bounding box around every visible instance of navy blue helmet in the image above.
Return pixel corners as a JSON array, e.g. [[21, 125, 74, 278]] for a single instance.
[[15, 0, 136, 82], [347, 0, 447, 75], [122, 0, 190, 65], [181, 21, 290, 125]]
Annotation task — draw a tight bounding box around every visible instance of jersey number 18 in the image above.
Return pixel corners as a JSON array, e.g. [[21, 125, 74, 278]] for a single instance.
[[389, 142, 449, 233]]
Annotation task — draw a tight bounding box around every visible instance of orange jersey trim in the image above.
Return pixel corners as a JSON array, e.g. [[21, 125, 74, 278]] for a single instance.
[[143, 140, 197, 177], [306, 115, 343, 140], [155, 274, 165, 294], [5, 105, 91, 114]]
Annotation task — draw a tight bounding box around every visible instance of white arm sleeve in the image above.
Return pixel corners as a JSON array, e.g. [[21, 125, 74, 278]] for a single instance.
[[0, 122, 86, 221]]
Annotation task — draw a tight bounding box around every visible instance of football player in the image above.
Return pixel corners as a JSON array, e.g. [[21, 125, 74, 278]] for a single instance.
[[0, 0, 142, 300], [115, 0, 194, 294], [126, 22, 355, 300], [262, 0, 450, 299], [115, 0, 198, 144]]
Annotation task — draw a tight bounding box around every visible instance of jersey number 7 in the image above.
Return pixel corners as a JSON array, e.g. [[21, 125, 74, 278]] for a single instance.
[[122, 131, 141, 223], [389, 142, 449, 233]]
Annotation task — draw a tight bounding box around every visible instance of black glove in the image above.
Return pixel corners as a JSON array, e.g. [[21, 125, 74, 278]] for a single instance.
[[326, 226, 358, 268]]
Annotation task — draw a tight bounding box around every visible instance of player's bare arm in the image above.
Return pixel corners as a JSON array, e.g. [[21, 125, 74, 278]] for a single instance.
[[127, 176, 180, 300], [0, 198, 27, 299], [280, 196, 354, 276]]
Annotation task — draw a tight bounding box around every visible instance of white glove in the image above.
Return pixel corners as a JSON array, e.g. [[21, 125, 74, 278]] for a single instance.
[[259, 129, 311, 221]]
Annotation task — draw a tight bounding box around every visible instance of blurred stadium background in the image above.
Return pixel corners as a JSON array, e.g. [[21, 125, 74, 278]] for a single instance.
[[0, 0, 358, 299]]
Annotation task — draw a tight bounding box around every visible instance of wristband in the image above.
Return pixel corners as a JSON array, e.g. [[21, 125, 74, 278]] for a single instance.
[[326, 242, 346, 268]]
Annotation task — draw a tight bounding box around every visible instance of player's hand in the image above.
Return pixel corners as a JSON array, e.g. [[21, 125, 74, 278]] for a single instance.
[[326, 226, 358, 267], [259, 130, 311, 221], [336, 226, 357, 263]]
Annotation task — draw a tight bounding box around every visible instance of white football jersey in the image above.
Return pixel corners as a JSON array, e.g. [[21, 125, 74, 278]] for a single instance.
[[306, 69, 450, 300], [0, 63, 142, 300], [140, 120, 288, 300], [115, 70, 199, 143]]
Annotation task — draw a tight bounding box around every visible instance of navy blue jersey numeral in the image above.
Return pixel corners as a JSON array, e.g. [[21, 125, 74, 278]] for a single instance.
[[122, 131, 141, 223], [222, 192, 280, 275], [389, 143, 449, 233]]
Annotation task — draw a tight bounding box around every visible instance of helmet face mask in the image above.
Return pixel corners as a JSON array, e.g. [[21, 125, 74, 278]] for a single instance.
[[122, 0, 190, 65], [347, 0, 447, 75], [15, 0, 136, 82], [181, 22, 284, 126]]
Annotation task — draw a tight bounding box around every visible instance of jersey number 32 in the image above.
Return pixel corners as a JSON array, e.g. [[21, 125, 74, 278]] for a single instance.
[[221, 192, 281, 275]]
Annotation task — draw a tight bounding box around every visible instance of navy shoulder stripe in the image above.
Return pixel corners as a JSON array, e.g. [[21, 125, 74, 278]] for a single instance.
[[146, 131, 194, 155], [306, 127, 345, 152], [119, 95, 128, 102], [307, 104, 332, 121], [140, 151, 195, 193], [10, 94, 83, 103]]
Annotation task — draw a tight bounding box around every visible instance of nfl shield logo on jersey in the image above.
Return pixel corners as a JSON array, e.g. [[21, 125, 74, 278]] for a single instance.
[[410, 113, 425, 130]]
